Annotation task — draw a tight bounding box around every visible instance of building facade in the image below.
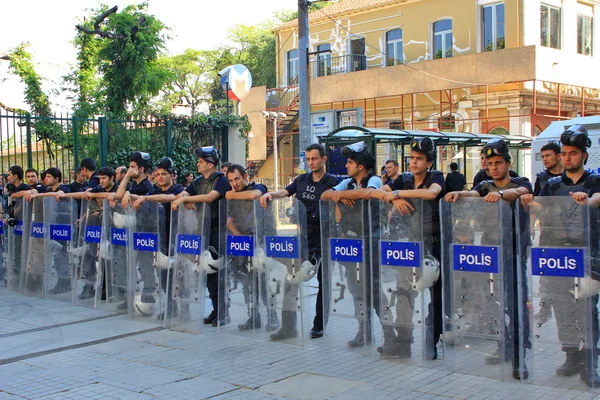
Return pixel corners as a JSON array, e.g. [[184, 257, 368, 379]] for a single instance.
[[244, 0, 600, 185]]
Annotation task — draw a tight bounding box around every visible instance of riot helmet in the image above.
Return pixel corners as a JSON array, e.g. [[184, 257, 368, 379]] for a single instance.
[[340, 141, 375, 171], [482, 138, 511, 162], [129, 151, 152, 170], [194, 146, 221, 166], [561, 124, 591, 151], [409, 137, 436, 163], [156, 157, 175, 174]]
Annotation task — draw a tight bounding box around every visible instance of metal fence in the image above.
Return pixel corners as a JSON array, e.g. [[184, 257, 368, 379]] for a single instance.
[[0, 111, 182, 177]]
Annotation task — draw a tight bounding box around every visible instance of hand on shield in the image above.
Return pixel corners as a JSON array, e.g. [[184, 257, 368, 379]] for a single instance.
[[259, 193, 272, 208], [120, 192, 131, 209], [444, 192, 460, 203], [570, 191, 589, 205], [519, 194, 542, 212], [483, 192, 502, 203], [392, 198, 414, 215]]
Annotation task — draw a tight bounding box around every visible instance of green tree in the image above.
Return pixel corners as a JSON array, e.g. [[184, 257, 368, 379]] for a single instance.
[[77, 4, 170, 117], [156, 49, 221, 115]]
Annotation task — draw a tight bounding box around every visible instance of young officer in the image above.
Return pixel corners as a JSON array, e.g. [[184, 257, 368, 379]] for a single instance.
[[171, 146, 231, 326], [533, 142, 563, 196], [522, 125, 600, 386], [225, 164, 279, 331], [260, 143, 339, 339], [446, 137, 532, 380], [371, 137, 445, 359], [321, 141, 397, 350]]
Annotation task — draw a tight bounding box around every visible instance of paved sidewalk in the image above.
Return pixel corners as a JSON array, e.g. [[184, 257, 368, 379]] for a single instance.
[[1, 289, 600, 400]]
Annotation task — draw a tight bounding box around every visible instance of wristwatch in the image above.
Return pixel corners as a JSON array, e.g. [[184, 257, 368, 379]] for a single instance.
[[498, 190, 504, 198], [393, 189, 400, 198]]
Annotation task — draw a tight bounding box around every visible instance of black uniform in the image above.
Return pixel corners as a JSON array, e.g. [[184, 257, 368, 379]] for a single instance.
[[285, 172, 339, 331]]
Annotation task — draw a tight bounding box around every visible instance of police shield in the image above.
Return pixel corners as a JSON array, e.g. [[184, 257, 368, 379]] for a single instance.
[[376, 199, 438, 361], [43, 197, 77, 301], [518, 197, 600, 389], [102, 200, 130, 312], [321, 199, 373, 351], [128, 202, 166, 320], [21, 198, 46, 296], [72, 199, 104, 307], [257, 198, 310, 345], [441, 198, 515, 380], [219, 199, 263, 336], [5, 198, 24, 291], [164, 204, 210, 333], [0, 208, 6, 289]]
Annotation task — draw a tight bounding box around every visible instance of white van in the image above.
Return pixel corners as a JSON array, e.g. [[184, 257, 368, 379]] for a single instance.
[[531, 116, 600, 178]]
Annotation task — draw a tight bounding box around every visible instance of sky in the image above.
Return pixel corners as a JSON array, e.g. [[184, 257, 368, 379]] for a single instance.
[[0, 0, 299, 112]]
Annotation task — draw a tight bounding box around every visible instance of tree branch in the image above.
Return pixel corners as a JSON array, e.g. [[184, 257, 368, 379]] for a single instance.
[[76, 6, 127, 40]]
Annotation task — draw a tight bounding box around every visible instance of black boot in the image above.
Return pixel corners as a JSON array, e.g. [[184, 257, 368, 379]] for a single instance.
[[580, 352, 600, 387], [556, 348, 583, 377], [238, 308, 261, 331], [348, 320, 372, 348], [377, 326, 400, 356], [425, 328, 438, 361], [49, 278, 71, 294], [270, 311, 298, 340], [512, 348, 529, 380]]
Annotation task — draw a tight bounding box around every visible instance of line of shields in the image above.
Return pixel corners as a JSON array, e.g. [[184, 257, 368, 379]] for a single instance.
[[440, 196, 600, 390], [216, 198, 313, 346]]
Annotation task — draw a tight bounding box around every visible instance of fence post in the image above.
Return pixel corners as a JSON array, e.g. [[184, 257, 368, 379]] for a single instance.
[[221, 126, 229, 162], [166, 120, 172, 157], [73, 116, 79, 168], [98, 116, 108, 167], [25, 114, 33, 169]]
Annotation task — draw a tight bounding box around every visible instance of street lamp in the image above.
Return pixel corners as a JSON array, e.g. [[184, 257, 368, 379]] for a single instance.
[[261, 111, 287, 191]]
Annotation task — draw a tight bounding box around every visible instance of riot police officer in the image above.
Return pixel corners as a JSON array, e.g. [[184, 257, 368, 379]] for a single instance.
[[522, 124, 600, 386], [533, 142, 563, 196], [172, 146, 231, 326], [371, 137, 445, 359]]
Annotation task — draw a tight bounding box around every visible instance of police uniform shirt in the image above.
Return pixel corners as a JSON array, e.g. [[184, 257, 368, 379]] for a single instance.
[[148, 183, 184, 197], [49, 184, 71, 193], [445, 171, 467, 192], [384, 176, 394, 186], [129, 177, 153, 196], [9, 183, 31, 195], [30, 183, 46, 193], [388, 171, 446, 235], [539, 171, 600, 197], [473, 176, 532, 196], [69, 181, 88, 193], [285, 172, 339, 233], [88, 171, 100, 189], [90, 183, 119, 193], [473, 168, 519, 188], [228, 182, 268, 235], [185, 174, 230, 198], [334, 175, 382, 191]]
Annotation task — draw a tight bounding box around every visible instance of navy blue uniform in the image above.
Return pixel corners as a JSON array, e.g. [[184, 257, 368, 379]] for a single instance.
[[88, 172, 100, 190]]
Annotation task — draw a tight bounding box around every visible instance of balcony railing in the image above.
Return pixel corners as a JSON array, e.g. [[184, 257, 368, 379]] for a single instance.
[[308, 54, 367, 78]]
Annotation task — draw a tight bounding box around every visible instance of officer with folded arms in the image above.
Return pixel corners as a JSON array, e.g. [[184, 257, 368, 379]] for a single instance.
[[371, 137, 445, 359]]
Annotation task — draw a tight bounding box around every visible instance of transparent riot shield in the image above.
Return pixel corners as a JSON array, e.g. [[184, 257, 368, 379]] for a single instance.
[[0, 208, 6, 289], [321, 199, 374, 352], [5, 198, 24, 292], [518, 197, 600, 389], [102, 200, 130, 313], [127, 202, 165, 320], [376, 199, 439, 362], [21, 198, 46, 297], [72, 199, 104, 308], [441, 198, 515, 380], [219, 199, 262, 336], [256, 198, 310, 346], [165, 204, 210, 333], [43, 197, 77, 301]]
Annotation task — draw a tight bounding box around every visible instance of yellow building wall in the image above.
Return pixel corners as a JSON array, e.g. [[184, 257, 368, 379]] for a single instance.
[[275, 0, 521, 88]]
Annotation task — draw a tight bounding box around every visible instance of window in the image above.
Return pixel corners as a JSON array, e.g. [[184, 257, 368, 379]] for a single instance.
[[433, 19, 453, 59], [316, 43, 331, 77], [540, 4, 561, 49], [287, 49, 299, 85], [438, 114, 456, 131], [578, 14, 593, 55], [386, 29, 404, 66], [482, 2, 505, 51], [488, 126, 509, 135]]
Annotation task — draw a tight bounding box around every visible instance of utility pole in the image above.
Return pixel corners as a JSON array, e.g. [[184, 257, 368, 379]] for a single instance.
[[298, 0, 311, 173]]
